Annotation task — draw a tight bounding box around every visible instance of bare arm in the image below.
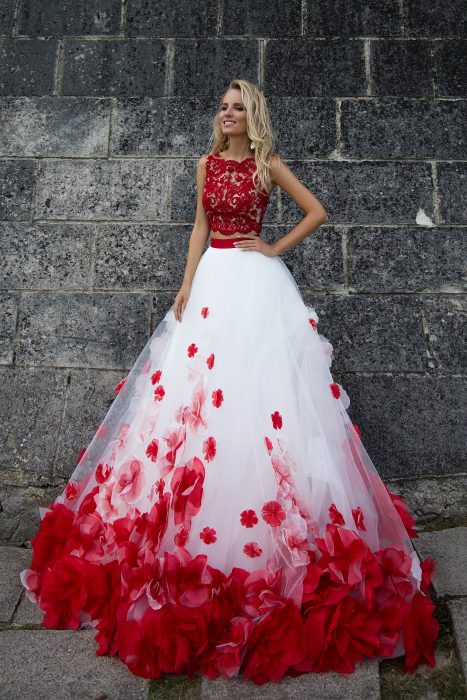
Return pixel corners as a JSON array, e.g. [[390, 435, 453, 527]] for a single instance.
[[181, 156, 210, 286], [270, 155, 328, 256]]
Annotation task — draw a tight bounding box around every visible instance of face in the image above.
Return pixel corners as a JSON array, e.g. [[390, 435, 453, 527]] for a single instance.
[[219, 88, 247, 136]]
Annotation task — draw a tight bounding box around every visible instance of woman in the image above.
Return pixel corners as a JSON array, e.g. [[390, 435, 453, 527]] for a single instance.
[[20, 79, 438, 685]]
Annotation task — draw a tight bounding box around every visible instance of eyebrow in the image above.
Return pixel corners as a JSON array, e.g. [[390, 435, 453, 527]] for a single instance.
[[221, 102, 244, 106]]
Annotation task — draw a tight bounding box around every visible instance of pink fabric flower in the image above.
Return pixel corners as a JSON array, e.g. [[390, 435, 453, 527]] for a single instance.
[[261, 500, 286, 526]]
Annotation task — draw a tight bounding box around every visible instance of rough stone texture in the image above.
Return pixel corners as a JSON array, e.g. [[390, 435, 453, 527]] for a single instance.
[[437, 162, 467, 224], [278, 225, 344, 290], [0, 0, 16, 34], [305, 0, 400, 37], [0, 39, 58, 96], [433, 40, 467, 97], [422, 296, 467, 372], [414, 528, 467, 597], [222, 0, 302, 37], [0, 160, 35, 220], [405, 0, 467, 37], [0, 629, 150, 700], [18, 0, 122, 35], [370, 40, 433, 97], [448, 599, 467, 683], [126, 0, 217, 37], [201, 660, 380, 699], [0, 546, 31, 622], [0, 292, 17, 364], [387, 474, 467, 520], [13, 590, 45, 624]]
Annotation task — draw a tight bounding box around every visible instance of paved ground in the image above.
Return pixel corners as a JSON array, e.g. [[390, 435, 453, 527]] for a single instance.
[[0, 526, 466, 700]]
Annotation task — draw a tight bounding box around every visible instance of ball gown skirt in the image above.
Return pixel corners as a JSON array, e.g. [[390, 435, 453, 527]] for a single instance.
[[20, 235, 438, 685]]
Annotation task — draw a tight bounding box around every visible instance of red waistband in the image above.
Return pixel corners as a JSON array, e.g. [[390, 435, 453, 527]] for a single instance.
[[210, 237, 259, 248]]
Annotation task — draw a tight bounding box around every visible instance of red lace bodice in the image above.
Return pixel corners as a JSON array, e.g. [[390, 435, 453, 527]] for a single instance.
[[202, 151, 271, 236]]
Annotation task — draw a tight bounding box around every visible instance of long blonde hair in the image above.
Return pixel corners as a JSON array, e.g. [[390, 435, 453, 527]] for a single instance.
[[208, 79, 278, 195]]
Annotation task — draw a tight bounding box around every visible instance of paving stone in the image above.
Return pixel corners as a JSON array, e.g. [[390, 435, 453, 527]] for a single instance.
[[405, 0, 467, 38], [370, 40, 433, 97], [433, 40, 467, 97], [437, 162, 467, 224], [414, 528, 467, 597], [0, 629, 149, 700], [13, 590, 44, 625], [448, 598, 467, 683], [201, 660, 380, 699], [18, 0, 121, 35], [126, 0, 218, 36], [0, 546, 32, 623], [0, 39, 57, 96], [305, 0, 401, 37], [222, 0, 301, 37]]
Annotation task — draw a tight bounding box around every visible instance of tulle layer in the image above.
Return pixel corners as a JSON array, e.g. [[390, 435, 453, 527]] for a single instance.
[[20, 242, 438, 683]]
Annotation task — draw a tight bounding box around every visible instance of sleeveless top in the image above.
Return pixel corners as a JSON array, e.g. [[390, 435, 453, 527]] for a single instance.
[[202, 151, 271, 236]]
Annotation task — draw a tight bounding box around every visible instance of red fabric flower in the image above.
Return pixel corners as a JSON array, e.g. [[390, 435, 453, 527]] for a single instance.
[[264, 436, 273, 453], [420, 557, 436, 594], [201, 307, 209, 318], [240, 510, 258, 528], [243, 542, 262, 558], [387, 490, 418, 538], [261, 500, 286, 527], [170, 457, 205, 526], [30, 502, 77, 571], [163, 550, 213, 607], [352, 506, 366, 531], [308, 317, 318, 330], [330, 382, 340, 399], [215, 617, 254, 678], [65, 481, 79, 501], [174, 524, 190, 547], [153, 384, 165, 401], [145, 439, 159, 462], [271, 410, 282, 429], [206, 353, 215, 369], [212, 388, 224, 407], [95, 462, 112, 483], [114, 377, 126, 395], [200, 527, 217, 544], [403, 592, 439, 672], [115, 458, 144, 504], [329, 503, 345, 525], [159, 424, 187, 478], [187, 343, 198, 357], [203, 436, 216, 461], [151, 369, 162, 384]]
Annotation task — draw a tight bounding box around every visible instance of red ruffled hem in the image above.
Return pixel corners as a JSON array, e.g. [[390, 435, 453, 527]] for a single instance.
[[21, 493, 439, 685]]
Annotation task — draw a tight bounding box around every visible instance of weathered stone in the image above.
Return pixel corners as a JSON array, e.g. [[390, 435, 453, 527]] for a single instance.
[[0, 629, 149, 699], [387, 475, 467, 520], [201, 660, 380, 699], [0, 160, 34, 220], [305, 0, 401, 36], [16, 292, 152, 368], [448, 599, 467, 683], [370, 40, 433, 96], [0, 39, 57, 96], [0, 223, 93, 290], [437, 163, 467, 224], [281, 161, 434, 225], [0, 292, 18, 363], [423, 297, 467, 372], [265, 39, 366, 96], [13, 589, 44, 624], [152, 290, 179, 332], [18, 0, 121, 35], [0, 97, 111, 157], [222, 0, 301, 37], [0, 0, 15, 34], [34, 158, 170, 220], [341, 99, 467, 159], [405, 0, 467, 37], [346, 227, 466, 293], [279, 225, 344, 290], [126, 0, 218, 36], [302, 294, 428, 372], [172, 39, 258, 96], [0, 546, 31, 622], [434, 40, 467, 97], [0, 483, 63, 545], [268, 97, 336, 158], [414, 528, 467, 597], [328, 375, 467, 479], [62, 39, 167, 97]]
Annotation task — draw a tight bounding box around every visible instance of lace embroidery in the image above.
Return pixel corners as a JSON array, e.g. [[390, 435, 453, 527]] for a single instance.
[[202, 152, 270, 236]]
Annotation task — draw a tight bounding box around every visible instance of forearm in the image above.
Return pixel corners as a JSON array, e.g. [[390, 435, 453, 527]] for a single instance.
[[272, 212, 328, 256], [182, 228, 209, 286]]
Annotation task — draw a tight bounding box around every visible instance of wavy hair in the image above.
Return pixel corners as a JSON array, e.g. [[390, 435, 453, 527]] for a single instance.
[[207, 79, 279, 195]]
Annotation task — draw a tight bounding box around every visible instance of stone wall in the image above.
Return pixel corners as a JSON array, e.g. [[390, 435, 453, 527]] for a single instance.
[[0, 1, 465, 543]]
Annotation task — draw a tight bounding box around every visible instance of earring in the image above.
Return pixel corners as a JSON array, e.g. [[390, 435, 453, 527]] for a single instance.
[[249, 141, 256, 150]]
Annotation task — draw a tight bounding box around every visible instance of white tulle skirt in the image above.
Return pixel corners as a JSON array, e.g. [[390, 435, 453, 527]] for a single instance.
[[20, 237, 438, 684]]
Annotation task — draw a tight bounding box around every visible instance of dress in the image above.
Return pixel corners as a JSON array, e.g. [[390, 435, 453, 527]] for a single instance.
[[20, 150, 438, 685]]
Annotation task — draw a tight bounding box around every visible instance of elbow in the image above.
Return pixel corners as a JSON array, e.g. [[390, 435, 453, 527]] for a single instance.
[[311, 208, 328, 226]]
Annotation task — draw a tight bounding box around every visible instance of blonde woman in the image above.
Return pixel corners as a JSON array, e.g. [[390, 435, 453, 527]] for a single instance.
[[21, 79, 437, 685]]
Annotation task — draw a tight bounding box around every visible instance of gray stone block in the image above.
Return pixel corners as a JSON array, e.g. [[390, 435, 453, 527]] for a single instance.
[[305, 0, 401, 37], [0, 546, 31, 622], [0, 97, 111, 157], [222, 0, 301, 37], [0, 39, 57, 96], [437, 163, 467, 224], [0, 629, 149, 700], [265, 39, 366, 96], [152, 290, 179, 332], [13, 589, 44, 624], [0, 0, 15, 34], [268, 97, 336, 158], [0, 160, 34, 220], [423, 297, 467, 372], [346, 227, 466, 293], [406, 0, 467, 38], [414, 528, 467, 597], [281, 161, 434, 225], [433, 40, 467, 97], [279, 225, 344, 290], [302, 294, 428, 372], [126, 0, 218, 36], [94, 223, 191, 289], [18, 0, 121, 35], [34, 158, 170, 220], [388, 474, 467, 520], [201, 660, 380, 699], [0, 292, 18, 362], [172, 39, 258, 96], [448, 599, 467, 684], [334, 375, 467, 479], [0, 483, 63, 545], [370, 40, 433, 97], [341, 98, 467, 159], [16, 291, 152, 368], [0, 223, 93, 290], [62, 39, 167, 97], [111, 96, 216, 156]]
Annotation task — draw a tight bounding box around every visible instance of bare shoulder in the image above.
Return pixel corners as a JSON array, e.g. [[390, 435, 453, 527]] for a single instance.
[[268, 152, 284, 183]]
